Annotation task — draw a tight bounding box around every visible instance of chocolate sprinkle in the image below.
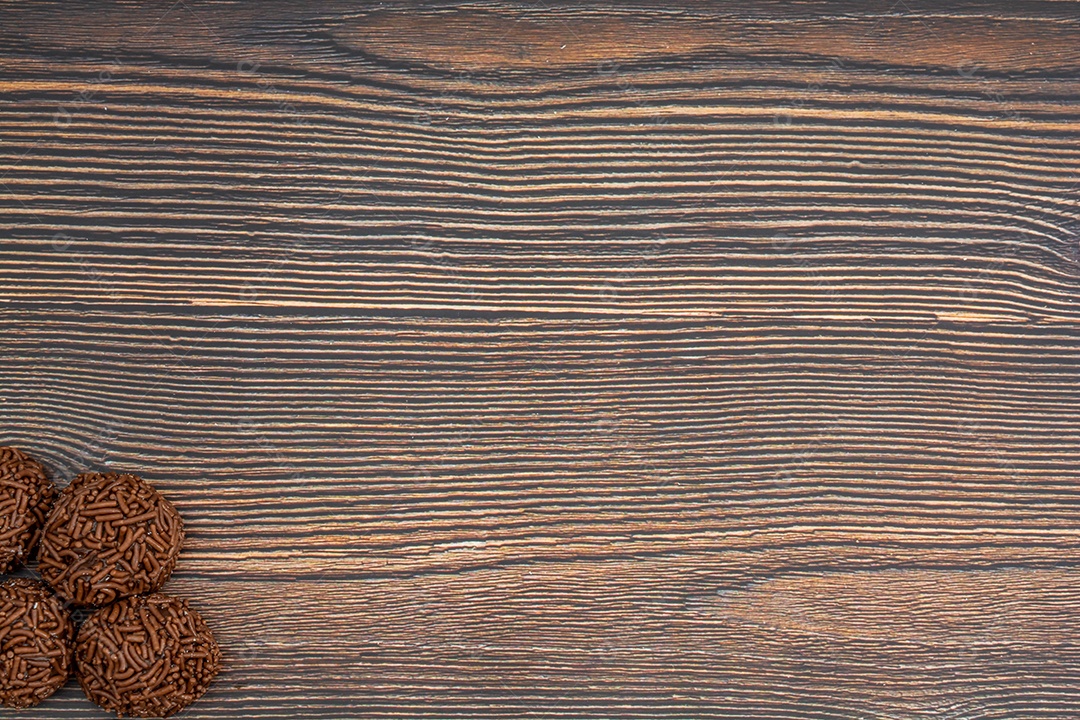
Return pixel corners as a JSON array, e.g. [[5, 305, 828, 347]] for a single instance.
[[39, 473, 185, 607], [76, 593, 221, 719], [0, 577, 75, 709], [0, 447, 57, 573]]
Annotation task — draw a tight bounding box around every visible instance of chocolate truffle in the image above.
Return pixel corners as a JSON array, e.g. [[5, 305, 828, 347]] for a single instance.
[[0, 447, 57, 573], [39, 472, 184, 607], [0, 577, 75, 709], [75, 593, 221, 718]]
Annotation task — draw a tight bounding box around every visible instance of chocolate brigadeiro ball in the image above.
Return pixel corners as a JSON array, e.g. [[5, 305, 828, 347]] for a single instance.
[[76, 593, 221, 719], [0, 577, 75, 709], [0, 447, 58, 573], [39, 472, 184, 607]]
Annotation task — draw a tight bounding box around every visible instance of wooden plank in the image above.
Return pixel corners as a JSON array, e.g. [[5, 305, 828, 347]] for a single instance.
[[0, 0, 1078, 717], [17, 569, 1080, 718]]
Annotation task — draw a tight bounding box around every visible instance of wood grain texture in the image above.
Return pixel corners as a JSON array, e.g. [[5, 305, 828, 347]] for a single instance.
[[1, 1, 1079, 717]]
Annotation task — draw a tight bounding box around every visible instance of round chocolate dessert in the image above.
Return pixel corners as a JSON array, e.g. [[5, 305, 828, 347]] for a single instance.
[[75, 593, 221, 718], [39, 472, 185, 607], [0, 577, 75, 709], [0, 447, 57, 573]]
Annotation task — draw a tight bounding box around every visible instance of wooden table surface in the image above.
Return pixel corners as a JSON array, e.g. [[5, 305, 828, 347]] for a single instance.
[[2, 1, 1079, 718]]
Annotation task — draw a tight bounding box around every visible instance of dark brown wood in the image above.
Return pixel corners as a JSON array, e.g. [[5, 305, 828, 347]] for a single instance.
[[1, 1, 1079, 717]]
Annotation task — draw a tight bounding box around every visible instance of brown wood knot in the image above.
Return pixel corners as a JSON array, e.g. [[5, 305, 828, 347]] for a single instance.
[[336, 9, 717, 72], [334, 10, 1078, 75]]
